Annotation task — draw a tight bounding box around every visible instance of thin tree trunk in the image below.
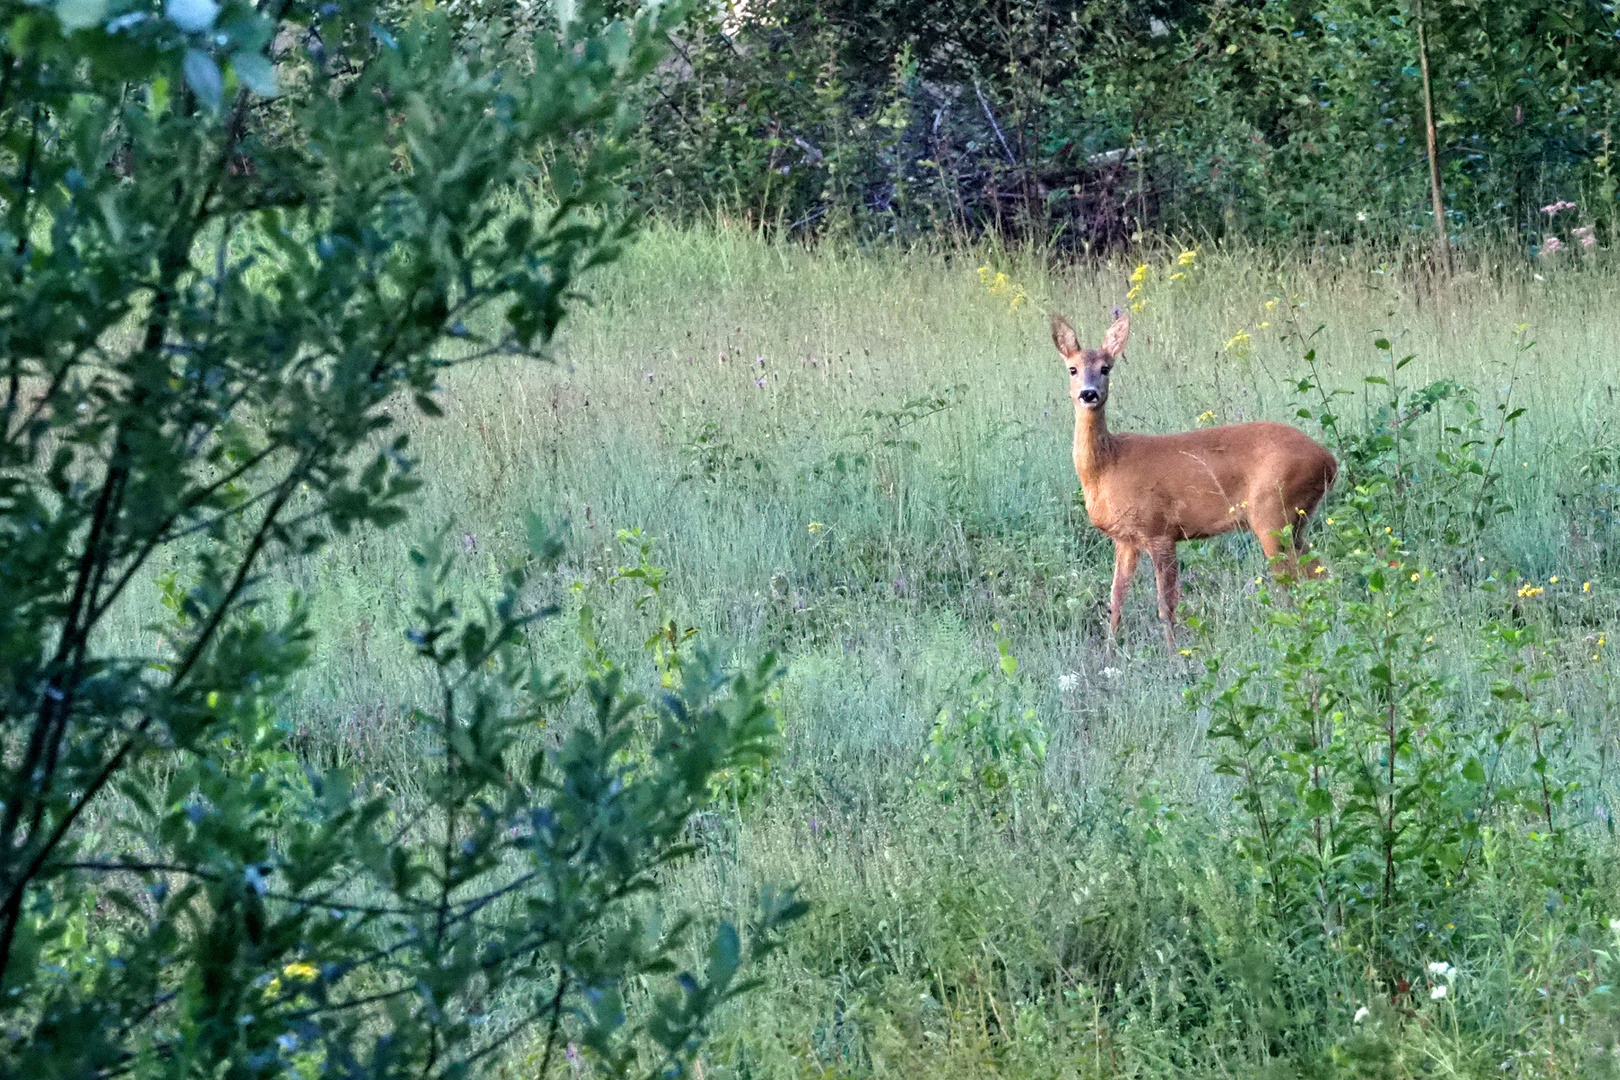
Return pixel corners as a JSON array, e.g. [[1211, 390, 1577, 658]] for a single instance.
[[1414, 0, 1449, 267]]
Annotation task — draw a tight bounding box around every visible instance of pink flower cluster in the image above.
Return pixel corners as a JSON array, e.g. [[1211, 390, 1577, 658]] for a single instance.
[[1573, 225, 1598, 249], [1541, 200, 1578, 216]]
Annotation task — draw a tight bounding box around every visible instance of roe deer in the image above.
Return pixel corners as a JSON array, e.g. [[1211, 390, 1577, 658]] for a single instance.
[[1053, 311, 1338, 647]]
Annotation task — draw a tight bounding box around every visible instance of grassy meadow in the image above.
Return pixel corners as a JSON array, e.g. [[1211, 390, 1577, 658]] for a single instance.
[[145, 229, 1620, 1076]]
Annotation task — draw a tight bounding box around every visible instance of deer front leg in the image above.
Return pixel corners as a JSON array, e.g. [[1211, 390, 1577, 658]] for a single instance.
[[1147, 539, 1181, 649], [1108, 542, 1141, 639]]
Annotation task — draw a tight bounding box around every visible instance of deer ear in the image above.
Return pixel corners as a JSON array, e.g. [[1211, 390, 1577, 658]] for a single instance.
[[1101, 312, 1130, 358], [1051, 315, 1081, 360]]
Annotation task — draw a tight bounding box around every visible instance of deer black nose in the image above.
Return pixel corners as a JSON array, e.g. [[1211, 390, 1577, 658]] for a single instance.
[[1078, 388, 1100, 404]]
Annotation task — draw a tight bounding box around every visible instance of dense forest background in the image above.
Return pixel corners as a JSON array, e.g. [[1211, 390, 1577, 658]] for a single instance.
[[581, 0, 1620, 250]]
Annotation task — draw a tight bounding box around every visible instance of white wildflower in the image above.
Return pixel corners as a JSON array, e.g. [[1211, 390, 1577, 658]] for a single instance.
[[1431, 984, 1447, 1000], [1353, 1006, 1369, 1023]]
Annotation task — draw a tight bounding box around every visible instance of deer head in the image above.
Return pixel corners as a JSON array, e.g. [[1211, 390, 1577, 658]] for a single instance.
[[1053, 312, 1130, 410]]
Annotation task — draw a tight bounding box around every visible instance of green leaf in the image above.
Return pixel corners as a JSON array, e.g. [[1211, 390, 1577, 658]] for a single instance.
[[231, 50, 277, 96], [55, 0, 108, 31], [182, 49, 223, 110], [707, 921, 741, 988]]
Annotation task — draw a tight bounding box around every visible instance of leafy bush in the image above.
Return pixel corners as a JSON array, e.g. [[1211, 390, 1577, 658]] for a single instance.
[[922, 629, 1047, 821], [0, 1, 800, 1075], [1186, 325, 1595, 1060]]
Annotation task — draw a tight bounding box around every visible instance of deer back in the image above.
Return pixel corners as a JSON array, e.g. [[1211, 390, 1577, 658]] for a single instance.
[[1082, 422, 1336, 543]]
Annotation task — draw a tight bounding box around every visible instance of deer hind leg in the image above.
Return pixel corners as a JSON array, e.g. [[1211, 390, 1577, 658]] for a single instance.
[[1250, 492, 1305, 583], [1255, 499, 1331, 584], [1108, 542, 1141, 639], [1267, 479, 1333, 582], [1289, 503, 1330, 581], [1146, 539, 1181, 648], [1253, 519, 1295, 580]]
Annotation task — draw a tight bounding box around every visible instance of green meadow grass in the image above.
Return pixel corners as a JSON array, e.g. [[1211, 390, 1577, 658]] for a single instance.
[[117, 228, 1620, 1076], [283, 226, 1617, 775]]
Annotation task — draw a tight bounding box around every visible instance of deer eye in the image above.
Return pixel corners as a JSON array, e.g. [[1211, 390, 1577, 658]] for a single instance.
[[1100, 365, 1112, 376], [1068, 367, 1077, 376]]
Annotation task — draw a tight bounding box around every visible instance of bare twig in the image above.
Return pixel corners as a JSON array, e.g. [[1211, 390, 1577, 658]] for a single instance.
[[973, 80, 1016, 165]]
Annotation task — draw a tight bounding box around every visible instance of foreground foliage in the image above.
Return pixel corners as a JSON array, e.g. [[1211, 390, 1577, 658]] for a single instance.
[[0, 1, 799, 1076]]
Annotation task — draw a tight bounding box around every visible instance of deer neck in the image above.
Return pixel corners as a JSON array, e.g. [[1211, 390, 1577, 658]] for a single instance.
[[1072, 401, 1116, 487]]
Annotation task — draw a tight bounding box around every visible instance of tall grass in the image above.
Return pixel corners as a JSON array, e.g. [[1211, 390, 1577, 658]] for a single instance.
[[134, 228, 1620, 1075]]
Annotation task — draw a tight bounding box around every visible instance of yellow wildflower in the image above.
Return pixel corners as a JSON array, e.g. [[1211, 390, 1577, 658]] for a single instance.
[[1549, 575, 1558, 584], [978, 267, 1027, 312], [1177, 249, 1198, 266], [1170, 271, 1186, 282], [808, 522, 825, 534], [1125, 264, 1150, 310], [1265, 298, 1278, 310], [1196, 410, 1217, 425], [265, 962, 320, 1000], [1517, 584, 1544, 598], [1584, 581, 1593, 592], [1223, 328, 1252, 354], [1410, 573, 1420, 582]]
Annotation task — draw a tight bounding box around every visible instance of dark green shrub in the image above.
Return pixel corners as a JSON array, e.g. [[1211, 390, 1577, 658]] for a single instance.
[[0, 1, 799, 1075]]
